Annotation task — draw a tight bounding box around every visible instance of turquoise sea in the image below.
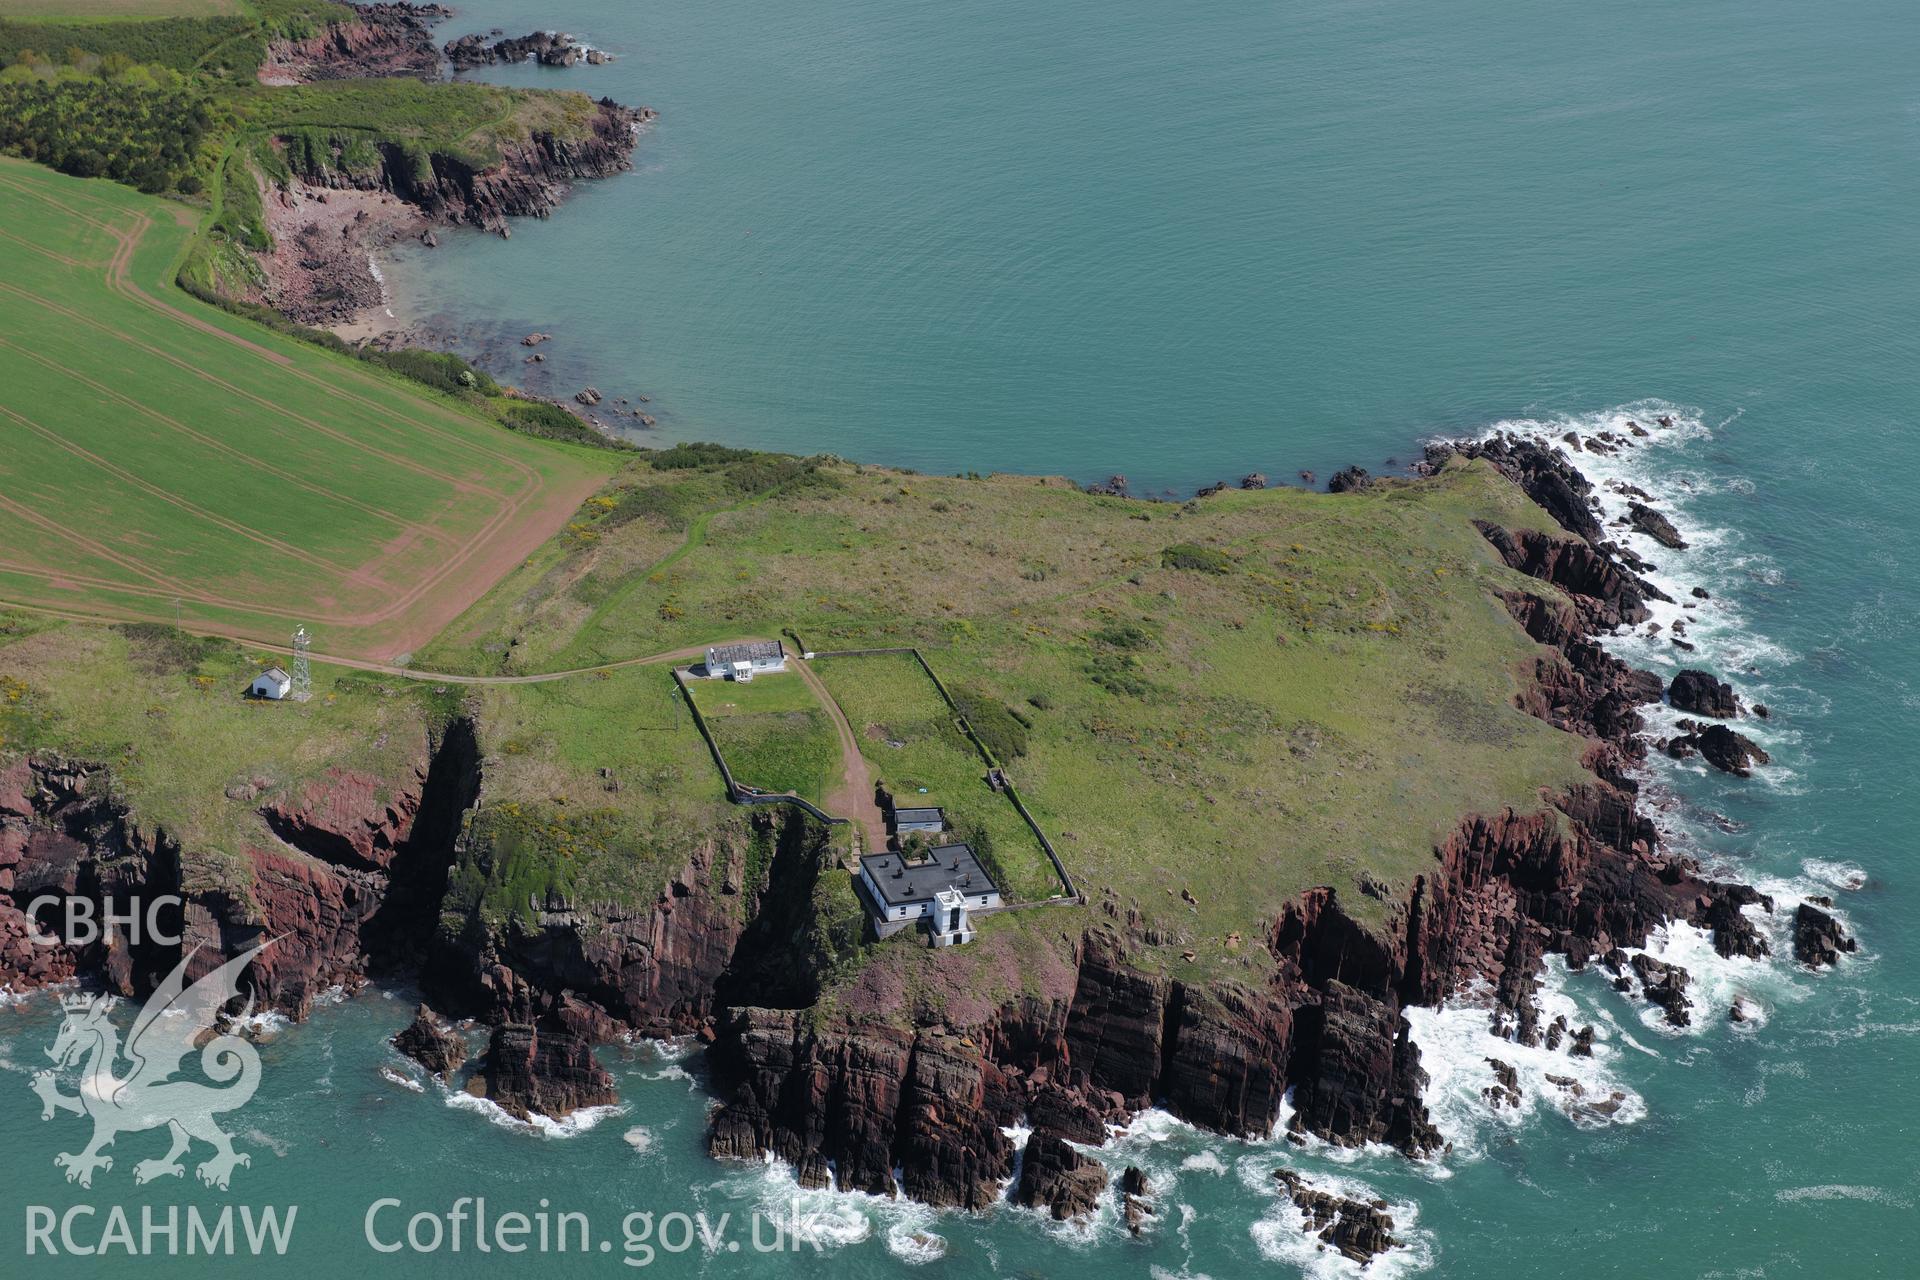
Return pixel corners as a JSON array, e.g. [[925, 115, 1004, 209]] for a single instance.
[[7, 0, 1919, 1274]]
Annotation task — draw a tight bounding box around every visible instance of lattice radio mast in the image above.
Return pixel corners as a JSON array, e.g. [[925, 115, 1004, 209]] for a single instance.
[[290, 627, 313, 702]]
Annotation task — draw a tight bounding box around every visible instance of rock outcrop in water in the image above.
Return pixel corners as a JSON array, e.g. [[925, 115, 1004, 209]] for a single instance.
[[393, 1004, 467, 1077], [1014, 1130, 1109, 1220], [1629, 501, 1688, 549], [1792, 902, 1856, 968], [1667, 722, 1771, 776], [476, 1021, 619, 1120], [1669, 669, 1741, 719], [1326, 465, 1372, 493], [446, 31, 606, 70], [1272, 1168, 1400, 1266]]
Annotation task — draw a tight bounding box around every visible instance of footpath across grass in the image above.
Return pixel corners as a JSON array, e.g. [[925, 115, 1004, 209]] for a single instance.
[[812, 652, 1060, 902]]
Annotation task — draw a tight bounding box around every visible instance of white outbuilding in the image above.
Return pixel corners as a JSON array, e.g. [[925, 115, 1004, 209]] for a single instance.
[[703, 640, 787, 682], [249, 667, 292, 701]]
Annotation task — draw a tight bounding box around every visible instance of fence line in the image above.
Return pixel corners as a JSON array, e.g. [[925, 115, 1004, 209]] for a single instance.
[[808, 646, 1080, 903], [670, 666, 848, 827]]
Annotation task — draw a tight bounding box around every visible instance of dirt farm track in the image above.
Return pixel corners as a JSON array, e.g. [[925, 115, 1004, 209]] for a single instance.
[[0, 158, 611, 661]]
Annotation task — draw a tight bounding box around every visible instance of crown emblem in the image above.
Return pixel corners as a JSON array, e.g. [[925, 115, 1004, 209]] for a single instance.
[[60, 992, 104, 1013]]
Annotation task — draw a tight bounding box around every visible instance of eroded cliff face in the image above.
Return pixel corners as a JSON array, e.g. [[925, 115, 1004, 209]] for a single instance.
[[423, 831, 755, 1041], [0, 719, 479, 1018], [0, 707, 851, 1118], [280, 99, 647, 235], [260, 3, 451, 83]]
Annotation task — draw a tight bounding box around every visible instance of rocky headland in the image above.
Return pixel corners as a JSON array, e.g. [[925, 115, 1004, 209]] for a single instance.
[[0, 422, 1846, 1275], [0, 10, 1848, 1249], [251, 2, 648, 333]]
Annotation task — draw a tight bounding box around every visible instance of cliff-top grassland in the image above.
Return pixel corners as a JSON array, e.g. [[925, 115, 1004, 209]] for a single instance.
[[1, 414, 1595, 982]]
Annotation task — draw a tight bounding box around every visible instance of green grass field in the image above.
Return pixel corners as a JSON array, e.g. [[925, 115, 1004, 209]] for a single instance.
[[688, 671, 841, 802], [0, 616, 445, 886], [1, 0, 240, 19], [813, 652, 1061, 901], [0, 157, 613, 660]]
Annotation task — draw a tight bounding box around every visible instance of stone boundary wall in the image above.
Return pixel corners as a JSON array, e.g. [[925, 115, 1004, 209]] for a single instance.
[[807, 646, 1079, 903]]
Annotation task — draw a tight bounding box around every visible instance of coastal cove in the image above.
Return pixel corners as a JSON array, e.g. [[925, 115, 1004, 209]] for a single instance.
[[0, 0, 1916, 1277], [378, 0, 1920, 492]]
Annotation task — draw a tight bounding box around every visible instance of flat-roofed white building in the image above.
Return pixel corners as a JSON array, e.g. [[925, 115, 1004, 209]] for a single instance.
[[857, 843, 1000, 946]]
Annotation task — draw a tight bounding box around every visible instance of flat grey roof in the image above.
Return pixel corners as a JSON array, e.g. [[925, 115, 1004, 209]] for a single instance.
[[893, 807, 944, 825], [860, 844, 995, 906], [707, 640, 784, 665]]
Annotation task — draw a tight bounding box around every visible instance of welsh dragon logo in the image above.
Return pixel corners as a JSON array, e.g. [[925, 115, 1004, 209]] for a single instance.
[[30, 941, 272, 1190]]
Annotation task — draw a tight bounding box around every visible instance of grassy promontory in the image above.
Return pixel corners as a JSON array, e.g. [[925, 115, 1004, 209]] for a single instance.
[[2, 445, 1592, 978]]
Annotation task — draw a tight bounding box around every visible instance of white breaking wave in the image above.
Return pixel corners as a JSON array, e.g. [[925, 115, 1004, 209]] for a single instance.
[[1181, 1150, 1229, 1175], [885, 1222, 948, 1264], [227, 1008, 290, 1039], [442, 1091, 625, 1138], [378, 1066, 426, 1093], [1776, 1184, 1912, 1209], [1405, 963, 1644, 1162], [1612, 919, 1805, 1036], [644, 1063, 699, 1089], [716, 1150, 943, 1257]]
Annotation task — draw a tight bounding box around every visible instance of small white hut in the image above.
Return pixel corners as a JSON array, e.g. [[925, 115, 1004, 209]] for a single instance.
[[249, 667, 292, 701]]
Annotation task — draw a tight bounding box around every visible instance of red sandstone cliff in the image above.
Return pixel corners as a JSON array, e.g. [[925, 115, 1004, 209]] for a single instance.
[[260, 3, 451, 84]]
